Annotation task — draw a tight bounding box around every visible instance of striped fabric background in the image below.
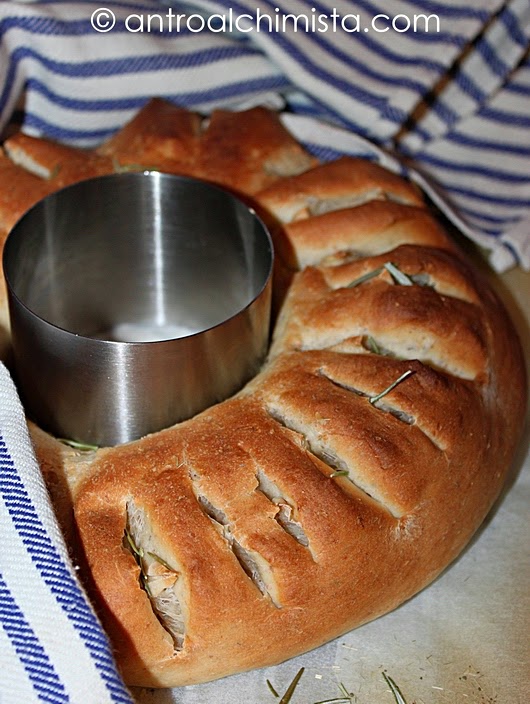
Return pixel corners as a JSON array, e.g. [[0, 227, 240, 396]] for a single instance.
[[0, 0, 528, 269], [0, 2, 528, 702]]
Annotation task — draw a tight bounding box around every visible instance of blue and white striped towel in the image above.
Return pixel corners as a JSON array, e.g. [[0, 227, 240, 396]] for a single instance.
[[0, 0, 528, 270], [0, 363, 134, 704], [0, 2, 528, 703]]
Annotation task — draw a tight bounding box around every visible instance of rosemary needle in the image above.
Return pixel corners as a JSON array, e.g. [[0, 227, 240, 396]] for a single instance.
[[312, 682, 356, 704], [382, 672, 408, 704], [278, 668, 305, 704], [330, 470, 349, 479], [146, 552, 174, 571], [346, 266, 383, 288], [112, 157, 159, 173], [58, 438, 98, 451], [346, 261, 415, 289], [369, 370, 414, 405], [338, 682, 356, 700], [124, 528, 143, 559], [267, 679, 280, 698], [364, 336, 381, 355], [383, 262, 414, 286]]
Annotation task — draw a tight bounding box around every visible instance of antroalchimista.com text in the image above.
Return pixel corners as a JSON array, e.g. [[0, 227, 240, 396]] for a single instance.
[[91, 7, 442, 35]]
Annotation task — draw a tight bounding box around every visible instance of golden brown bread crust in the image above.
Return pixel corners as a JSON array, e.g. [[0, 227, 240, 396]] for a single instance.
[[0, 150, 55, 350], [96, 98, 202, 175], [0, 149, 53, 234], [268, 247, 490, 381], [256, 156, 424, 224], [274, 200, 457, 269], [194, 106, 317, 194], [4, 133, 114, 188], [2, 100, 316, 197], [1, 104, 526, 688]]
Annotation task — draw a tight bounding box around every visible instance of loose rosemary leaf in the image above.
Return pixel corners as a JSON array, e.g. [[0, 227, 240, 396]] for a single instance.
[[312, 681, 357, 703], [382, 672, 408, 704], [338, 682, 356, 700], [278, 668, 305, 704], [267, 679, 280, 698]]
